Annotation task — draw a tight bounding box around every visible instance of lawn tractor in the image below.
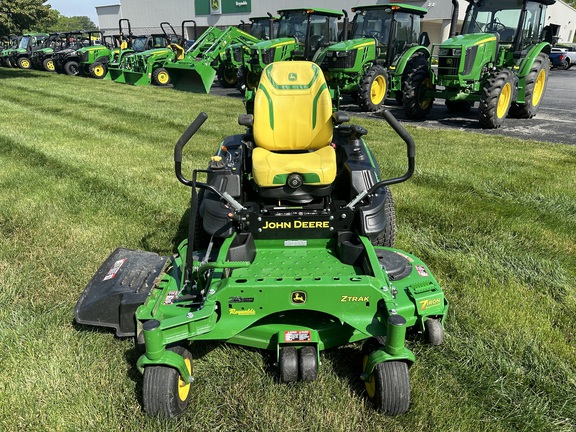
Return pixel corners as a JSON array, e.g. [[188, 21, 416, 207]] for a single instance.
[[30, 33, 61, 72], [217, 15, 278, 90], [162, 25, 260, 93], [317, 4, 430, 112], [75, 60, 448, 418], [240, 7, 346, 97], [403, 0, 555, 129], [8, 32, 49, 70]]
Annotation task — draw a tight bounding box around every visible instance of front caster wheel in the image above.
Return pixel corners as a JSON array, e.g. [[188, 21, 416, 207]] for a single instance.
[[142, 346, 193, 418], [365, 360, 411, 415], [299, 346, 318, 382], [279, 346, 298, 383], [424, 318, 444, 345]]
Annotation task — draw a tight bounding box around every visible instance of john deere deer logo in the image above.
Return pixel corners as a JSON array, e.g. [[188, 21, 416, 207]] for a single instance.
[[288, 72, 298, 81], [291, 291, 306, 304]]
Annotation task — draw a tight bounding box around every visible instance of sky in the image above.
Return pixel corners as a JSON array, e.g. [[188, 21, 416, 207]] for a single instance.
[[46, 0, 102, 26]]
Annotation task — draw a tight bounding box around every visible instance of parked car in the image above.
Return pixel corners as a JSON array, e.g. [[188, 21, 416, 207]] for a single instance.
[[550, 48, 571, 70], [555, 44, 576, 66]]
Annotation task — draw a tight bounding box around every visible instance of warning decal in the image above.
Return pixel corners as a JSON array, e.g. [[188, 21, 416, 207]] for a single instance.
[[284, 330, 311, 342], [103, 258, 127, 281]]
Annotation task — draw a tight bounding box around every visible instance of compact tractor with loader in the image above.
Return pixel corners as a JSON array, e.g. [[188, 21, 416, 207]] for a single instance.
[[317, 3, 430, 112], [403, 0, 555, 128], [75, 60, 448, 418]]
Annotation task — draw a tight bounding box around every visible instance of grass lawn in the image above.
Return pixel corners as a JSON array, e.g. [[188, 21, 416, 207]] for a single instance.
[[0, 68, 575, 432]]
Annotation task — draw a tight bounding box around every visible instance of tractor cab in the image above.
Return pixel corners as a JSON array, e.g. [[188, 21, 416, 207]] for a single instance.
[[245, 15, 278, 40]]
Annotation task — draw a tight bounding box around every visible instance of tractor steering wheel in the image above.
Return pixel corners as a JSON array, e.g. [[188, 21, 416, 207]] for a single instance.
[[367, 31, 385, 44], [484, 21, 506, 34], [292, 31, 305, 43]]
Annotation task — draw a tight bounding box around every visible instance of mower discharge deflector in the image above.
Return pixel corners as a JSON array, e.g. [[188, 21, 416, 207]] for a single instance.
[[74, 248, 169, 337]]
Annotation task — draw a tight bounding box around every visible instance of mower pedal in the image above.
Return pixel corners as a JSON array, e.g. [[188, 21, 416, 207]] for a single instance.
[[74, 248, 169, 337]]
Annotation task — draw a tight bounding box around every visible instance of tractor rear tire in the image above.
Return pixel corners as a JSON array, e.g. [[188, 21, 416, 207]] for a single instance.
[[509, 53, 549, 119], [88, 62, 107, 79], [17, 57, 32, 69], [371, 186, 396, 248], [152, 67, 171, 86], [142, 346, 193, 418], [43, 58, 55, 72], [359, 65, 388, 112], [403, 66, 435, 120], [217, 64, 238, 88], [64, 61, 80, 76], [479, 68, 514, 129]]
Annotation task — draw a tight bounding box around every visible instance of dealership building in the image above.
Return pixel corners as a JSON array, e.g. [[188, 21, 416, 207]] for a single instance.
[[96, 0, 576, 46]]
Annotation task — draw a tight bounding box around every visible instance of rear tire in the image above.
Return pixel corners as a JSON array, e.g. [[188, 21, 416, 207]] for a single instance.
[[371, 187, 396, 248], [64, 61, 79, 76], [142, 346, 193, 418], [43, 58, 55, 72], [509, 53, 549, 119], [403, 66, 434, 119], [479, 68, 514, 129], [359, 65, 388, 112]]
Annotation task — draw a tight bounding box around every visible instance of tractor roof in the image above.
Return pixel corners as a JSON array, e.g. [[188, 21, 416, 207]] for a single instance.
[[465, 0, 555, 4], [353, 3, 428, 15], [277, 8, 344, 18], [250, 16, 278, 21]]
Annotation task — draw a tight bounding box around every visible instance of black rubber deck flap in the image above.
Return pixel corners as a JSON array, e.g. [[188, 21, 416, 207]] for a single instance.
[[74, 248, 169, 337]]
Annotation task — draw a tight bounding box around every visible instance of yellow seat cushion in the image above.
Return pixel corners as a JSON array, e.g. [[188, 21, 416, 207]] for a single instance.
[[252, 146, 337, 187], [253, 61, 333, 151]]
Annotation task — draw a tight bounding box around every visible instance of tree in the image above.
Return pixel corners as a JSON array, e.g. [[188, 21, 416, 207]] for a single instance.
[[34, 13, 98, 33], [0, 0, 51, 34]]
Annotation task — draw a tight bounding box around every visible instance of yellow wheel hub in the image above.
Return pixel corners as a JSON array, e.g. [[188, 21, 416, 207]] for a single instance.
[[46, 61, 54, 71], [21, 59, 30, 68], [363, 355, 376, 398], [158, 71, 169, 85], [177, 357, 192, 401], [370, 75, 387, 105], [532, 68, 546, 107], [93, 65, 105, 77], [497, 82, 512, 119]]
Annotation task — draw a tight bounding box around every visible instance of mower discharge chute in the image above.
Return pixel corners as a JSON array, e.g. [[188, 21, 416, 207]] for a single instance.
[[163, 25, 260, 93], [75, 61, 448, 418]]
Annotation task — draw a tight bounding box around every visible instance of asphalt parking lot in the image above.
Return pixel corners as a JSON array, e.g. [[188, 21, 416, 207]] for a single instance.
[[211, 66, 575, 145]]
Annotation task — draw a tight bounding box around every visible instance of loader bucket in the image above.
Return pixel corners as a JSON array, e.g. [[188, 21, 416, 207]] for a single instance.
[[167, 62, 216, 93], [123, 70, 151, 86], [108, 67, 126, 83], [74, 248, 169, 337]]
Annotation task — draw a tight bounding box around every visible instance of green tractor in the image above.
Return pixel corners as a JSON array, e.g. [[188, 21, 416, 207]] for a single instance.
[[403, 0, 555, 129], [162, 25, 260, 93], [241, 8, 345, 94], [30, 33, 62, 72], [75, 60, 448, 418], [218, 15, 278, 89], [317, 4, 430, 112], [76, 33, 120, 79], [9, 32, 49, 69], [115, 20, 196, 86]]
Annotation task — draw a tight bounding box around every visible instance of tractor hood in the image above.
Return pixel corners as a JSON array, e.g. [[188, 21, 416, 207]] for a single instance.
[[251, 37, 297, 51], [321, 37, 376, 52], [440, 32, 497, 49]]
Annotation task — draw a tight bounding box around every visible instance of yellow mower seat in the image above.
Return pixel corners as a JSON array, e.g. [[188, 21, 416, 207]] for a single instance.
[[252, 61, 336, 188]]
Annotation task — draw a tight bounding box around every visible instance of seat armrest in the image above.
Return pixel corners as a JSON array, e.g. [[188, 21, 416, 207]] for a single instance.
[[238, 114, 254, 127], [332, 111, 350, 125]]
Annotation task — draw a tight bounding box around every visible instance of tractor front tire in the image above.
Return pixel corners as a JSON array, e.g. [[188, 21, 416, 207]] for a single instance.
[[152, 67, 170, 86], [359, 65, 388, 112], [142, 346, 193, 418], [509, 53, 549, 119], [17, 57, 32, 69], [88, 62, 107, 79], [217, 64, 238, 88], [479, 68, 514, 129], [43, 58, 55, 72], [403, 66, 434, 120], [64, 61, 79, 76]]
